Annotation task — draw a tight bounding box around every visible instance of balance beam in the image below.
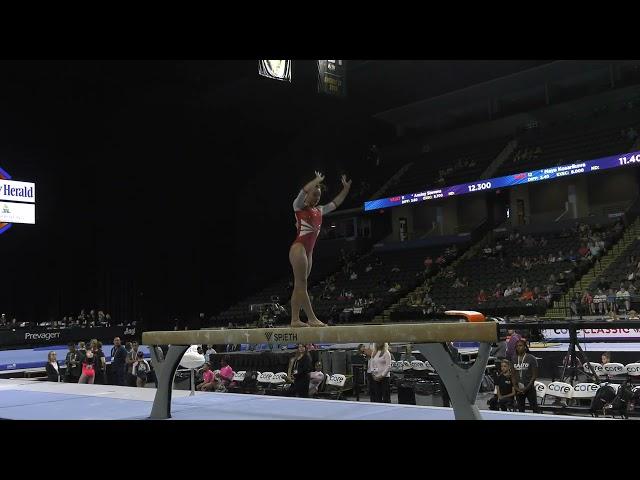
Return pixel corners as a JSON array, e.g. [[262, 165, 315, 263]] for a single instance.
[[142, 321, 497, 346], [143, 312, 497, 420]]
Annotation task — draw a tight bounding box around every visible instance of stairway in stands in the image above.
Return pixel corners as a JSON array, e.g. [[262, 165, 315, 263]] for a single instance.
[[545, 217, 640, 317]]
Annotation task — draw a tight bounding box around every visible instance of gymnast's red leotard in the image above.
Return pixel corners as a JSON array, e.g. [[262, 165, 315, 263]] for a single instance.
[[291, 189, 335, 255]]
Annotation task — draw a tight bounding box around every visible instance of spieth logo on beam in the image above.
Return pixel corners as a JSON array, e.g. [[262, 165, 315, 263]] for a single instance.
[[264, 331, 298, 342]]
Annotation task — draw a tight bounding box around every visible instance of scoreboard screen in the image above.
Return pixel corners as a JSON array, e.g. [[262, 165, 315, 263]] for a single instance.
[[364, 150, 640, 211], [318, 60, 346, 97]]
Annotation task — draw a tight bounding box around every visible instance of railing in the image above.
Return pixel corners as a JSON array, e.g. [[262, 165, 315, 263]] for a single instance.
[[368, 162, 414, 200], [480, 139, 518, 179]]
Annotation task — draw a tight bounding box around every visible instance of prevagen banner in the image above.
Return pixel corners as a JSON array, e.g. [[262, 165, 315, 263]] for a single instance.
[[0, 179, 36, 203], [364, 150, 640, 211], [543, 327, 640, 342]]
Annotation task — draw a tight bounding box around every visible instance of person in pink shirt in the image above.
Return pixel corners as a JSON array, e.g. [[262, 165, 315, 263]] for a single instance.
[[197, 362, 216, 391], [214, 356, 235, 390]]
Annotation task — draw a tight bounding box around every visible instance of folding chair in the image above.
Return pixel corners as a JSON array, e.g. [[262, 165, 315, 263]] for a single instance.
[[316, 374, 347, 400], [256, 372, 273, 393], [545, 381, 573, 407], [227, 370, 245, 393], [603, 362, 627, 383], [626, 363, 640, 385], [269, 372, 289, 395]]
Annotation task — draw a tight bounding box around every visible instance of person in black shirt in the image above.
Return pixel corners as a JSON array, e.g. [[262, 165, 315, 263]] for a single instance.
[[64, 343, 82, 383], [45, 351, 62, 382], [110, 336, 127, 386], [94, 341, 107, 385], [488, 360, 515, 411], [288, 344, 312, 398]]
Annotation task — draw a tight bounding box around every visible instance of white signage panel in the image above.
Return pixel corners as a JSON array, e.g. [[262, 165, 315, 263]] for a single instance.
[[0, 201, 35, 224]]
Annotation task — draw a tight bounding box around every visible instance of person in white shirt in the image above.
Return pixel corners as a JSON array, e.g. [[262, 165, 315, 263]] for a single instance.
[[593, 289, 609, 314], [369, 342, 392, 403], [308, 362, 325, 397], [205, 345, 217, 363], [616, 287, 631, 311]]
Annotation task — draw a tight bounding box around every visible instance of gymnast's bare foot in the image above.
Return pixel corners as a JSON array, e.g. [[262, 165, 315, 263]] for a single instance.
[[290, 319, 310, 328], [307, 318, 327, 327]]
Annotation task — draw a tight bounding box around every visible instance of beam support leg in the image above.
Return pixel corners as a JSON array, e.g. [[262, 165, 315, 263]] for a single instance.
[[149, 345, 189, 419], [415, 342, 491, 420]]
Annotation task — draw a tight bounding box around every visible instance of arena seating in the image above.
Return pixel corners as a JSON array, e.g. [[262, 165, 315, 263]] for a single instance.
[[392, 219, 624, 320], [308, 243, 462, 324], [496, 112, 640, 178], [587, 239, 640, 293], [383, 136, 510, 198]]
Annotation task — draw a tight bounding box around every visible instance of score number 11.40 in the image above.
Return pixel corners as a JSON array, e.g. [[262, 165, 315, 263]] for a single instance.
[[619, 154, 640, 165]]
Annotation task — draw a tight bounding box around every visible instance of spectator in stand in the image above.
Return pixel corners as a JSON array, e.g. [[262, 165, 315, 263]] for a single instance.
[[493, 283, 503, 299], [582, 290, 595, 315], [518, 287, 532, 302], [388, 282, 401, 293], [424, 256, 433, 269], [64, 343, 82, 383], [593, 289, 608, 314], [132, 351, 150, 387], [519, 288, 534, 302], [350, 270, 358, 280], [110, 337, 127, 386], [477, 289, 487, 303], [601, 352, 611, 366], [504, 285, 514, 297], [555, 273, 568, 291], [616, 285, 631, 312], [435, 255, 446, 266], [452, 277, 465, 288], [46, 351, 62, 382], [365, 263, 373, 273], [547, 252, 556, 263], [578, 243, 590, 258]]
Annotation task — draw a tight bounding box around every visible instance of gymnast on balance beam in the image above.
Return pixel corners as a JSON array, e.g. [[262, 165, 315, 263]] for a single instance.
[[289, 171, 351, 328]]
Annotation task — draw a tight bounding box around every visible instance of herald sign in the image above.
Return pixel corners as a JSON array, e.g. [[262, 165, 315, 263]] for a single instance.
[[0, 168, 37, 234]]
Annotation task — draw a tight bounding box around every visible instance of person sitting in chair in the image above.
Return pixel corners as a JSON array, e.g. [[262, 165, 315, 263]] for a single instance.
[[196, 362, 216, 392], [309, 362, 325, 397], [488, 360, 516, 411]]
